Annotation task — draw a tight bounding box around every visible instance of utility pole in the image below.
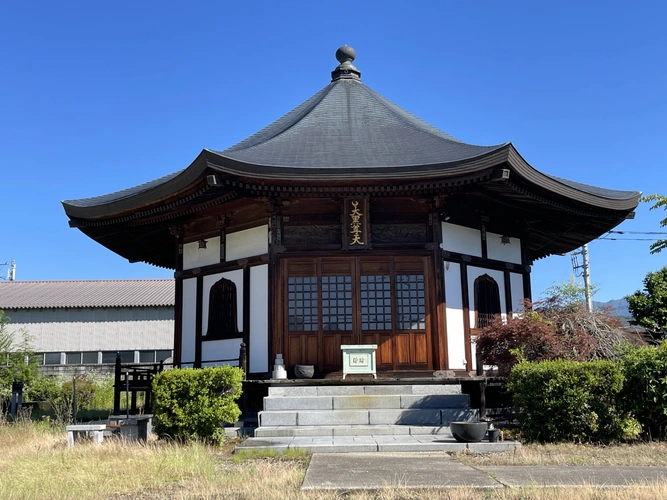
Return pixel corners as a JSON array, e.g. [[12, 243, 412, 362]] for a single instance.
[[581, 244, 593, 313], [571, 245, 593, 312]]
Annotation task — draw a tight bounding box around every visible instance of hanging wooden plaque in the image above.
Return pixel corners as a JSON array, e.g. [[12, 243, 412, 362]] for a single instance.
[[342, 197, 371, 250]]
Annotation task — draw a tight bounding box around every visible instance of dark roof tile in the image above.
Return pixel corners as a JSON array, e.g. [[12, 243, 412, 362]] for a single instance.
[[216, 79, 505, 169]]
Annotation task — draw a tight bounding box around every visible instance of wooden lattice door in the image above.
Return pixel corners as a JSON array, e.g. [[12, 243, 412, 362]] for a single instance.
[[282, 256, 432, 372]]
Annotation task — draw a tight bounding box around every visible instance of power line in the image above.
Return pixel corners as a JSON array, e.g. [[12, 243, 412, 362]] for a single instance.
[[597, 237, 662, 241], [607, 230, 667, 235]]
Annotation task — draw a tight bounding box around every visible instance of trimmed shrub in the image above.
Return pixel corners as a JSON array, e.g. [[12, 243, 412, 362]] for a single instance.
[[621, 344, 667, 439], [152, 366, 243, 444], [507, 360, 638, 442]]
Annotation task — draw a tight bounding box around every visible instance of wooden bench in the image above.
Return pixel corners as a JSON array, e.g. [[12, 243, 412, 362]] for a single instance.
[[66, 424, 108, 448]]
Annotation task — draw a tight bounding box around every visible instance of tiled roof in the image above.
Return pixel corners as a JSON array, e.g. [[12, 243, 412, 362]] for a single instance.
[[216, 78, 506, 169], [0, 280, 174, 309]]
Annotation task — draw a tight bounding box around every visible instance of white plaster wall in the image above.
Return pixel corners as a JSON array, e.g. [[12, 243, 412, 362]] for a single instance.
[[201, 338, 242, 365], [487, 232, 522, 264], [183, 237, 221, 270], [444, 262, 467, 370], [250, 264, 269, 373], [510, 272, 526, 313], [441, 222, 482, 257], [181, 278, 197, 365], [226, 225, 268, 261], [467, 267, 507, 328], [202, 269, 244, 338]]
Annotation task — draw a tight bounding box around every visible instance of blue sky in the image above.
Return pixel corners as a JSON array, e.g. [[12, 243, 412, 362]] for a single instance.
[[1, 1, 665, 302]]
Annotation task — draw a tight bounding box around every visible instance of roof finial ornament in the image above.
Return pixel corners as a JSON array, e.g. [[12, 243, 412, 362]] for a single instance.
[[331, 45, 361, 81]]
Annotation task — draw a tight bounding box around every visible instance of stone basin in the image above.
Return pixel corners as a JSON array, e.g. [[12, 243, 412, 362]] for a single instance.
[[450, 421, 488, 443]]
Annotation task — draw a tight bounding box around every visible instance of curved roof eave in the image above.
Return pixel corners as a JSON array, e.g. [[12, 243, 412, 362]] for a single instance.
[[503, 145, 641, 212], [62, 151, 212, 220], [62, 142, 640, 223]]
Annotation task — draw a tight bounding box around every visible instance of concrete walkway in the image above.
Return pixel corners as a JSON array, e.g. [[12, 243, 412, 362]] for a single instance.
[[302, 452, 667, 490]]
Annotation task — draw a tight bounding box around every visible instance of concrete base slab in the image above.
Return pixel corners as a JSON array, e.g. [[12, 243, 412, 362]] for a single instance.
[[302, 452, 500, 490], [479, 466, 667, 487]]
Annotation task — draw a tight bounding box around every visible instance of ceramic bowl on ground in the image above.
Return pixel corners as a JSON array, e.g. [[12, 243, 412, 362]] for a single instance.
[[450, 421, 488, 443], [294, 364, 315, 379]]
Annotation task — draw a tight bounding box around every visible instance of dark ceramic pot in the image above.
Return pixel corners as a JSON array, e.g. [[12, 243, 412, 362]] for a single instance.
[[450, 422, 488, 443], [294, 364, 315, 379]]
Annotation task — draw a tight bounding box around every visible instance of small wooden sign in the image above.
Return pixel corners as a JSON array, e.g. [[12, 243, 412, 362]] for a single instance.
[[342, 197, 370, 250]]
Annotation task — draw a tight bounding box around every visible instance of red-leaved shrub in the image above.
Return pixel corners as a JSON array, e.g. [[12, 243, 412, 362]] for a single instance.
[[476, 310, 596, 375]]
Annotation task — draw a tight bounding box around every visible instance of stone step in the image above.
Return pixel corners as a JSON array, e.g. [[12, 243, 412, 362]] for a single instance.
[[254, 424, 455, 438], [258, 408, 478, 427], [235, 434, 520, 454], [267, 384, 461, 397], [263, 394, 470, 411]]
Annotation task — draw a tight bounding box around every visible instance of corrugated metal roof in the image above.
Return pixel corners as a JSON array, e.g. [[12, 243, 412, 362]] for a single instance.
[[0, 280, 174, 309]]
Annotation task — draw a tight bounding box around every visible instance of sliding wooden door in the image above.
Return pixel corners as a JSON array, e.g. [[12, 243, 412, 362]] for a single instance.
[[282, 256, 432, 372]]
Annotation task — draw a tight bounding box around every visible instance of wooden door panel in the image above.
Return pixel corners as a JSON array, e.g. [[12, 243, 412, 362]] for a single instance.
[[288, 334, 318, 367], [412, 333, 428, 365], [360, 261, 390, 273], [288, 336, 301, 366], [396, 334, 410, 364], [322, 334, 353, 368], [322, 260, 353, 274], [305, 336, 318, 365], [378, 335, 393, 366]]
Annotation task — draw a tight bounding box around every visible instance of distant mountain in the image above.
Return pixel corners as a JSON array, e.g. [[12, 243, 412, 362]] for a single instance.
[[593, 298, 630, 318]]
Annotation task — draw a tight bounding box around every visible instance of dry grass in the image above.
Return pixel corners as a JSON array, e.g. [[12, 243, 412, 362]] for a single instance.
[[2, 422, 667, 499], [453, 441, 667, 467]]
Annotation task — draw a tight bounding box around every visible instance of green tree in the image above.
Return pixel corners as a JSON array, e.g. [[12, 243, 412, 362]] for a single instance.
[[543, 277, 598, 310], [0, 310, 39, 403], [643, 194, 667, 254], [627, 266, 667, 343]]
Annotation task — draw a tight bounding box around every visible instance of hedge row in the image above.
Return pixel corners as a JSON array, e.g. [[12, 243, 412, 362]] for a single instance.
[[508, 345, 667, 442]]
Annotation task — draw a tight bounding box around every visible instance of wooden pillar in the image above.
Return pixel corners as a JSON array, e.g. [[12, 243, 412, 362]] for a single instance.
[[429, 211, 448, 370]]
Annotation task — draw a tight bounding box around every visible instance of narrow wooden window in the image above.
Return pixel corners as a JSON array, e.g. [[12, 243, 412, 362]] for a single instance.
[[360, 275, 392, 331], [287, 276, 319, 332], [474, 274, 501, 328], [205, 278, 240, 340], [321, 275, 352, 331], [395, 274, 426, 330]]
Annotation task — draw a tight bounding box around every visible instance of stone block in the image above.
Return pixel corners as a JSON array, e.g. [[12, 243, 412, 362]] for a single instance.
[[400, 394, 469, 409], [317, 386, 365, 396], [411, 384, 461, 395], [264, 396, 333, 410], [363, 385, 407, 395], [297, 410, 369, 426], [332, 425, 411, 436], [333, 395, 400, 409], [258, 411, 297, 426], [268, 386, 318, 397], [441, 408, 478, 425], [408, 426, 452, 435], [369, 409, 441, 425]]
